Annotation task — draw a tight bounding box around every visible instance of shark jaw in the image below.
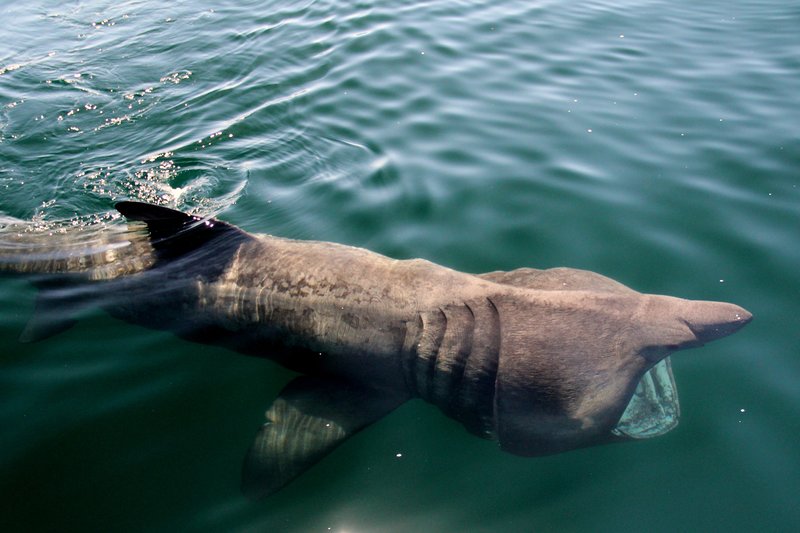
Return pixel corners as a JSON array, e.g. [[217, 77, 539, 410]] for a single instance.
[[612, 357, 681, 439]]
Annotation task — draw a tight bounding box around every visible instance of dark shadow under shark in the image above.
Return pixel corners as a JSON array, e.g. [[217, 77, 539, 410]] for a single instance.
[[0, 202, 752, 498]]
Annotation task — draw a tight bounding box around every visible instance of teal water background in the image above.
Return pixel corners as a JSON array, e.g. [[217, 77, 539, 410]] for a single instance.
[[1, 1, 798, 531]]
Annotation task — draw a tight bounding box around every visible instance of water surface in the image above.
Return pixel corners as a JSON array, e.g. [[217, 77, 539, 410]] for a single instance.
[[1, 1, 798, 531]]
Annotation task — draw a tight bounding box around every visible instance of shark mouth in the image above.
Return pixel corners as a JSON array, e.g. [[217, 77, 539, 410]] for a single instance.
[[612, 357, 681, 439]]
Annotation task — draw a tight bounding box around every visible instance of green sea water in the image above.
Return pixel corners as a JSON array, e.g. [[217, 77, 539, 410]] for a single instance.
[[1, 1, 798, 531]]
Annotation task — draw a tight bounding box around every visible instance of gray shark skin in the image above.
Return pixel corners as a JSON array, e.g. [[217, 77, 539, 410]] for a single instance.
[[0, 202, 752, 498]]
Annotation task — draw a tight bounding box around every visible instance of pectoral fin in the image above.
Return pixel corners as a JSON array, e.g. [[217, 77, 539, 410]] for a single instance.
[[242, 376, 406, 499]]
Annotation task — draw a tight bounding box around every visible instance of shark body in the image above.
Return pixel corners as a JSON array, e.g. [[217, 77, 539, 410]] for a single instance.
[[0, 202, 752, 497]]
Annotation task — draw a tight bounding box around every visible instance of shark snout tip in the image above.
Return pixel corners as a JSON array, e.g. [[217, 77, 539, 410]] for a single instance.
[[689, 301, 752, 343], [733, 307, 753, 325], [724, 303, 752, 328]]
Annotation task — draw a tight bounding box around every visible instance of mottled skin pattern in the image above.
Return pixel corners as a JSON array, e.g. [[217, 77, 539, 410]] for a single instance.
[[0, 202, 752, 497]]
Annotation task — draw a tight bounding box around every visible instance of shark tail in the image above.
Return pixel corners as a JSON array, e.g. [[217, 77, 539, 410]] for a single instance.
[[0, 215, 156, 279]]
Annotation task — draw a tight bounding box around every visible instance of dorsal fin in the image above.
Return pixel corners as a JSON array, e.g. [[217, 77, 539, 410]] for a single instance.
[[115, 201, 197, 226], [115, 201, 252, 261]]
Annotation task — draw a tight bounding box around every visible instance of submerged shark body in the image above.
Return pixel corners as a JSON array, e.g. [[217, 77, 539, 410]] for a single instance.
[[0, 202, 752, 497]]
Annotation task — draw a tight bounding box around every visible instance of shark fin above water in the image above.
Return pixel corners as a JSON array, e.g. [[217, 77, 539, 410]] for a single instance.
[[241, 376, 407, 499], [114, 201, 252, 262]]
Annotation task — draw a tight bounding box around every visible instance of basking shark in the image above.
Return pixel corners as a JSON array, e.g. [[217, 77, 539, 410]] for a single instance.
[[0, 202, 751, 498]]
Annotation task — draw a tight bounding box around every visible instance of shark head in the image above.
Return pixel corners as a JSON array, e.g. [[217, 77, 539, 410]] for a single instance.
[[492, 292, 752, 456], [612, 297, 752, 439]]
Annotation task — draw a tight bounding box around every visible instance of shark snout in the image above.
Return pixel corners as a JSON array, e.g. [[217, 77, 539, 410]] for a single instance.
[[642, 296, 753, 355], [681, 300, 752, 344]]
